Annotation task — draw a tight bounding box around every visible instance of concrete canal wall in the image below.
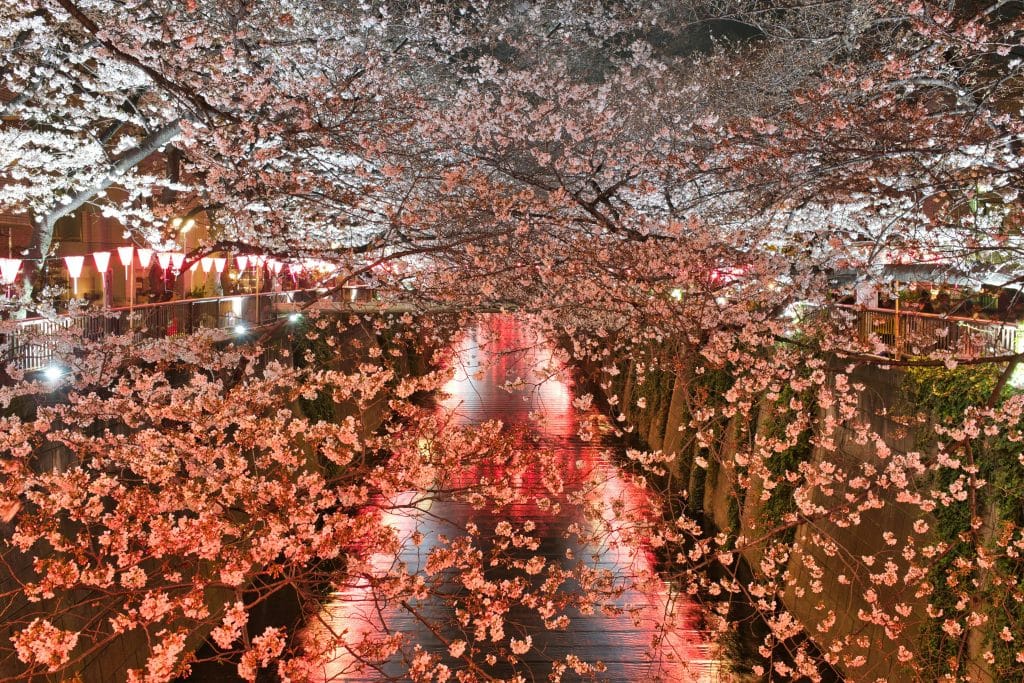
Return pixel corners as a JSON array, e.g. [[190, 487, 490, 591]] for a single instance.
[[574, 352, 938, 681]]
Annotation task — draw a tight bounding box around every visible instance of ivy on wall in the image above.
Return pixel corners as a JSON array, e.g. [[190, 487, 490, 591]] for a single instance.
[[756, 385, 815, 546], [901, 364, 1022, 680]]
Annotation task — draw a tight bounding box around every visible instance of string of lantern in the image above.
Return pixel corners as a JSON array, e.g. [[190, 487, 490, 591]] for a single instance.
[[0, 247, 331, 296]]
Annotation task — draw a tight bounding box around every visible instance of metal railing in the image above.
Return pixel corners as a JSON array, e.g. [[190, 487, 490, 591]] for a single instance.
[[2, 289, 327, 372], [837, 304, 1020, 358]]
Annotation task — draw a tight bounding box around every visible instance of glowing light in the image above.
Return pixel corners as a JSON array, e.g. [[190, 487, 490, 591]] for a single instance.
[[288, 313, 302, 323], [235, 255, 249, 272], [64, 255, 84, 278], [64, 255, 85, 294], [233, 324, 247, 335], [200, 257, 214, 273], [710, 266, 746, 284], [213, 257, 227, 273], [43, 365, 64, 383], [92, 251, 111, 274], [156, 252, 172, 271], [670, 288, 682, 300], [0, 258, 21, 285], [116, 246, 134, 267], [170, 252, 185, 272], [136, 248, 153, 269]]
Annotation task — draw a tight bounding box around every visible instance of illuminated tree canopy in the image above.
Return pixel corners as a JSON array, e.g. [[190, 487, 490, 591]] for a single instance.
[[2, 0, 1024, 681]]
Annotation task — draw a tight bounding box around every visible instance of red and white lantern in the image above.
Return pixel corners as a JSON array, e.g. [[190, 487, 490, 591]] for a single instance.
[[92, 251, 111, 274], [64, 255, 85, 295], [0, 258, 21, 286], [116, 247, 134, 283]]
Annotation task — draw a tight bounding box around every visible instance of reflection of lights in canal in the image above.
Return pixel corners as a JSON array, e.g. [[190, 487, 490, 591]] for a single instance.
[[304, 315, 725, 681]]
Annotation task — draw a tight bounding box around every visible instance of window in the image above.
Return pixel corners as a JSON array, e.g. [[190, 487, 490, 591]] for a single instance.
[[54, 213, 82, 242]]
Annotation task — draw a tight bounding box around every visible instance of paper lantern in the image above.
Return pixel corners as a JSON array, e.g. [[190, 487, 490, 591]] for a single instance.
[[213, 257, 227, 273], [0, 258, 21, 285], [156, 252, 172, 271], [117, 247, 134, 286], [92, 251, 111, 274], [64, 255, 85, 295], [270, 259, 283, 275], [137, 248, 154, 269], [189, 260, 199, 273], [200, 257, 214, 273], [170, 252, 185, 271], [235, 255, 249, 272]]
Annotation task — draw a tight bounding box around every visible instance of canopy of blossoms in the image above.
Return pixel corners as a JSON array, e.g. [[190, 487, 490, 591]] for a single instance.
[[2, 0, 1024, 681]]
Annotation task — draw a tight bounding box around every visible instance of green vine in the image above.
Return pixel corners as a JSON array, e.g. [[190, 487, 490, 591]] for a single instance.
[[901, 364, 1022, 679], [756, 385, 815, 546]]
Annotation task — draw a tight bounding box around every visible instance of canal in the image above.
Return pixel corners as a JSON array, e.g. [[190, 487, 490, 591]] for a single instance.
[[306, 315, 723, 681]]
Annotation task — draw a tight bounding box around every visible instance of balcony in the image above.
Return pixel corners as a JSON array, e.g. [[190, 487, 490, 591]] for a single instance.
[[836, 304, 1020, 359]]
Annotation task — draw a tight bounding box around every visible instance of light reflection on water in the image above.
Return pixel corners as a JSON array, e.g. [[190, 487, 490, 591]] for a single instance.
[[306, 315, 724, 681]]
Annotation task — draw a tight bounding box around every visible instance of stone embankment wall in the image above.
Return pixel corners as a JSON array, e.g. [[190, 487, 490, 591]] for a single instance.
[[575, 353, 931, 682]]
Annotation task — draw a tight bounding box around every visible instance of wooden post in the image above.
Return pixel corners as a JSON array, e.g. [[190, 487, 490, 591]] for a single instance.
[[894, 281, 902, 360], [255, 267, 260, 325]]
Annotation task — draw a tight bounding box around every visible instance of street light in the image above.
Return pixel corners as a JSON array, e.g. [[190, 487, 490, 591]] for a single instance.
[[43, 364, 64, 383], [171, 216, 196, 234]]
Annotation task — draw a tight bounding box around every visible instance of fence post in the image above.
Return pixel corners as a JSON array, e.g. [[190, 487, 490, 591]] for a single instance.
[[894, 298, 902, 360]]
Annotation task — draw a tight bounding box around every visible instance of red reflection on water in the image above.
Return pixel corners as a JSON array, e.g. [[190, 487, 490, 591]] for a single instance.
[[305, 315, 722, 681]]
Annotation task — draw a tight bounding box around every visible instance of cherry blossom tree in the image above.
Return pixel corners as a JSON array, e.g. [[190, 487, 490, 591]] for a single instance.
[[3, 0, 1024, 681]]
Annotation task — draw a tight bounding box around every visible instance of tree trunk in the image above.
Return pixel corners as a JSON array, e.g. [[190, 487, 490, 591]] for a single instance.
[[18, 118, 183, 310]]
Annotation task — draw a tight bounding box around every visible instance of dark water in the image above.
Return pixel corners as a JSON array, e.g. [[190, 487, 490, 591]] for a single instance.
[[305, 315, 722, 681]]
